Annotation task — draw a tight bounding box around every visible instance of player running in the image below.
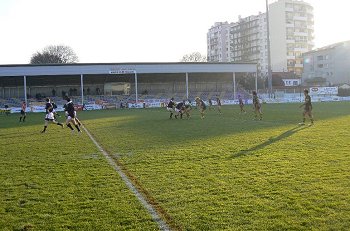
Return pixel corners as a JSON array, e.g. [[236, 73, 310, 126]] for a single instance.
[[252, 91, 262, 120], [41, 98, 64, 133], [64, 98, 82, 133], [19, 101, 27, 122], [195, 97, 206, 119], [299, 89, 314, 126], [166, 98, 175, 119]]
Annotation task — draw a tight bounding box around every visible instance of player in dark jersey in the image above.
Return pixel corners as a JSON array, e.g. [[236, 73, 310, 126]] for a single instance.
[[41, 98, 64, 133], [174, 101, 185, 119], [238, 95, 246, 114], [19, 101, 27, 122], [195, 97, 206, 119], [299, 89, 314, 126], [216, 96, 222, 114], [45, 98, 52, 114], [166, 98, 175, 119], [252, 91, 262, 120], [51, 101, 60, 119], [64, 98, 81, 133]]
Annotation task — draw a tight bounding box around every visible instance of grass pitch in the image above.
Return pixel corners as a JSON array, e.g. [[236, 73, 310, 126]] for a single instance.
[[1, 102, 350, 230]]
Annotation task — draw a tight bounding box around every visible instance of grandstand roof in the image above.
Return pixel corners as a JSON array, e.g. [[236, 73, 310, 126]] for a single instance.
[[0, 62, 257, 77]]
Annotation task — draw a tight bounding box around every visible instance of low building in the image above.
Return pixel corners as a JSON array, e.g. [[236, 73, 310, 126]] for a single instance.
[[302, 40, 350, 85]]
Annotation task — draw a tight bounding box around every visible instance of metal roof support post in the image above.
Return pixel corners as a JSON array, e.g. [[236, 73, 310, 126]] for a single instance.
[[256, 67, 258, 92], [134, 71, 138, 103], [232, 72, 236, 100], [80, 74, 84, 106], [23, 75, 27, 105], [186, 72, 189, 99]]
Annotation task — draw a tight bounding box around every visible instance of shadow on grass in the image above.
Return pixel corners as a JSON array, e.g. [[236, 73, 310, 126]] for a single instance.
[[232, 125, 309, 158]]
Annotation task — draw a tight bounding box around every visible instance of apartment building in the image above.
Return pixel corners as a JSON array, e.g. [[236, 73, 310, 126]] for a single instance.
[[269, 0, 314, 76], [207, 22, 231, 62], [230, 13, 268, 76], [207, 0, 314, 77], [302, 41, 350, 85]]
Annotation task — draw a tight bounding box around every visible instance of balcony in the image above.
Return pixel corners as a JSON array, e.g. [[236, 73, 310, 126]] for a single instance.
[[294, 31, 308, 36], [294, 47, 308, 52], [295, 63, 304, 68], [294, 16, 307, 21]]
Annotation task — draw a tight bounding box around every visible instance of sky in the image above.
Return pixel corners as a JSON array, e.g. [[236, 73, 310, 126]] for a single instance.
[[0, 0, 349, 64]]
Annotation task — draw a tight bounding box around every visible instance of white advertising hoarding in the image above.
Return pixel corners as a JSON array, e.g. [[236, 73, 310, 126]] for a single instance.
[[309, 87, 338, 95]]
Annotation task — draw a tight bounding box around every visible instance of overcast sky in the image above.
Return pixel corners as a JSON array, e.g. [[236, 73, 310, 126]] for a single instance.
[[0, 0, 348, 64]]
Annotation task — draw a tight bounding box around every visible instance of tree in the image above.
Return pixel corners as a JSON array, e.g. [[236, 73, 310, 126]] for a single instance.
[[181, 52, 207, 62], [236, 74, 265, 90], [30, 45, 79, 64]]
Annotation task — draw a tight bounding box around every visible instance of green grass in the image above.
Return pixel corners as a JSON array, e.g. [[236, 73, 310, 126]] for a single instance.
[[0, 113, 159, 230], [1, 102, 350, 230]]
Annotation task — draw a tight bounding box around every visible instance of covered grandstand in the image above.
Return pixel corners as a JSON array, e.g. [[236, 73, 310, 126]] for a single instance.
[[0, 62, 257, 110]]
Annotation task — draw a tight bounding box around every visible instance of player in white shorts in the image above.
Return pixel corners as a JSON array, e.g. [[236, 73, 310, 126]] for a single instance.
[[41, 107, 64, 133]]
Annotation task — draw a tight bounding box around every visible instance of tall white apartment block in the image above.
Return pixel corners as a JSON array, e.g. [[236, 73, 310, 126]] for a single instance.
[[230, 13, 268, 77], [207, 0, 314, 77], [269, 0, 314, 76], [207, 22, 231, 62]]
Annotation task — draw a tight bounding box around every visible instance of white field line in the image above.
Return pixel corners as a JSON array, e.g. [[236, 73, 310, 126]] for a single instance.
[[82, 126, 171, 231]]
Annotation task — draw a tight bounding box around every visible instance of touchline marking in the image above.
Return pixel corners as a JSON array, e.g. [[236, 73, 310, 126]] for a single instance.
[[82, 126, 171, 231]]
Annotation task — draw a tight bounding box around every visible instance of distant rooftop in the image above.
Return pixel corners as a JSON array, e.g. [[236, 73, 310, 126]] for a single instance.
[[304, 40, 350, 54]]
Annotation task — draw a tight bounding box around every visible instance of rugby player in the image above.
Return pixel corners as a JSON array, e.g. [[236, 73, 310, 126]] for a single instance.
[[195, 97, 206, 119], [299, 89, 314, 126], [19, 101, 26, 122], [216, 96, 222, 114], [64, 98, 81, 133], [41, 98, 64, 133], [238, 95, 246, 113], [252, 91, 262, 120], [166, 98, 175, 119]]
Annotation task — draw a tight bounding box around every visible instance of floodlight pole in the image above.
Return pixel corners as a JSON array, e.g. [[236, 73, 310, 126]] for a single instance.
[[255, 69, 258, 93], [266, 0, 273, 98]]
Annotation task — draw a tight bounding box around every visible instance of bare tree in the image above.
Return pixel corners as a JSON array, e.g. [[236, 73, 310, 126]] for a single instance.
[[181, 52, 207, 62], [30, 45, 79, 64]]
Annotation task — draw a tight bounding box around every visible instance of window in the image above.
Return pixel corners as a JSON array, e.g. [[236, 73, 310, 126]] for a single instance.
[[317, 55, 323, 61], [318, 64, 323, 68]]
